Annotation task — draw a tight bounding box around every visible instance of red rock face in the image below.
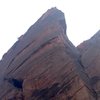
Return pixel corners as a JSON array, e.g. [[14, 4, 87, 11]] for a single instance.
[[77, 30, 100, 98], [0, 8, 98, 100]]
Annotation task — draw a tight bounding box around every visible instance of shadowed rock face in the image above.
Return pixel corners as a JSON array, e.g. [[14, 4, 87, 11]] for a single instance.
[[78, 30, 100, 97], [0, 8, 99, 100]]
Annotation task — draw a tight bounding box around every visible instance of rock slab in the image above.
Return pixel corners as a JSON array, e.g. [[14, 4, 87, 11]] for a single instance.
[[0, 8, 99, 100]]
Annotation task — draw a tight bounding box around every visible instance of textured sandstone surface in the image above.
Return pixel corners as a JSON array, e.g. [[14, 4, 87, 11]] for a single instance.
[[0, 8, 99, 100], [77, 30, 100, 98]]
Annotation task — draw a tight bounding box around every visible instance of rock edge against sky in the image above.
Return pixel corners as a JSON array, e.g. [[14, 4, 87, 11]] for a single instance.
[[0, 8, 99, 100]]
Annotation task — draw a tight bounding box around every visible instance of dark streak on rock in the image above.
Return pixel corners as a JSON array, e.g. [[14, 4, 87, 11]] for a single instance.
[[67, 96, 73, 100], [7, 39, 35, 69], [90, 76, 100, 86], [7, 36, 58, 74], [32, 82, 71, 99], [4, 78, 23, 89]]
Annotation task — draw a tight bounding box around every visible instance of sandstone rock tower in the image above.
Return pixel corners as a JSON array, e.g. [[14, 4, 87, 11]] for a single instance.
[[0, 8, 99, 100]]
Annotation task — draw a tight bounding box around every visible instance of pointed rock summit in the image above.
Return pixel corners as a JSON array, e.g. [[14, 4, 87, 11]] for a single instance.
[[0, 8, 99, 100]]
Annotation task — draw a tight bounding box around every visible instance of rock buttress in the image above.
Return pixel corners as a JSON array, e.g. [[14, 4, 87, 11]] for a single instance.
[[78, 30, 100, 99]]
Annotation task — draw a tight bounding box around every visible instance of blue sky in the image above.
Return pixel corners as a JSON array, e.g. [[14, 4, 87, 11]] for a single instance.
[[0, 0, 100, 59]]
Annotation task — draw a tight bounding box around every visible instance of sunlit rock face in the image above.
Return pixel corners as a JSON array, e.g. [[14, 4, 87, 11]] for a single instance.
[[0, 8, 98, 100]]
